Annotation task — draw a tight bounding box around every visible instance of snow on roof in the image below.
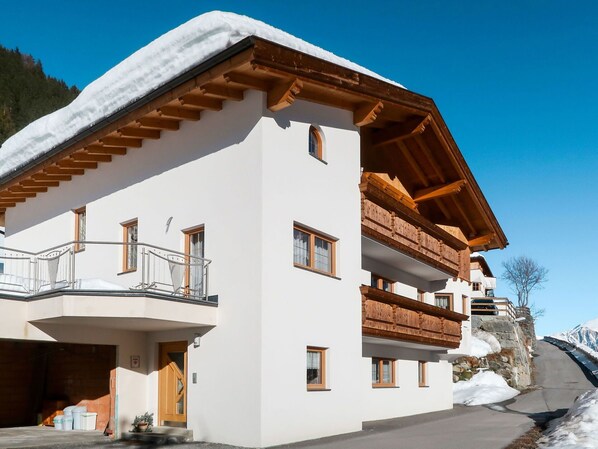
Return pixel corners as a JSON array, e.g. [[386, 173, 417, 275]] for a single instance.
[[0, 11, 403, 180]]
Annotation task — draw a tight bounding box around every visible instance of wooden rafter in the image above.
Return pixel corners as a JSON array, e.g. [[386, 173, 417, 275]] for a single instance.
[[413, 135, 445, 184], [468, 234, 495, 248], [136, 117, 180, 131], [71, 153, 112, 163], [9, 185, 47, 194], [118, 127, 161, 139], [223, 71, 270, 91], [267, 78, 303, 111], [449, 196, 476, 237], [21, 179, 60, 187], [200, 83, 244, 100], [178, 95, 223, 111], [99, 136, 143, 148], [354, 101, 384, 127], [396, 141, 429, 187], [0, 191, 35, 199], [158, 106, 202, 121], [34, 173, 72, 181], [372, 114, 431, 148], [44, 167, 85, 175], [414, 180, 467, 203], [85, 145, 127, 155]]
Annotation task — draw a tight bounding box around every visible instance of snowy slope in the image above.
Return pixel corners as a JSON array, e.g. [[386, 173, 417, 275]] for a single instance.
[[0, 11, 403, 180], [453, 371, 519, 406], [554, 318, 598, 360]]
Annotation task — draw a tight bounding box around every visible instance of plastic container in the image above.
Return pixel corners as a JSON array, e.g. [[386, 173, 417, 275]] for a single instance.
[[72, 406, 88, 430], [63, 405, 76, 416], [80, 412, 98, 431], [53, 415, 64, 430], [63, 415, 73, 431]]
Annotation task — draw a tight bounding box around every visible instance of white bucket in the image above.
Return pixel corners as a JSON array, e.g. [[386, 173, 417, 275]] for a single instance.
[[62, 415, 73, 431], [80, 412, 98, 431], [53, 415, 64, 430], [72, 406, 88, 430]]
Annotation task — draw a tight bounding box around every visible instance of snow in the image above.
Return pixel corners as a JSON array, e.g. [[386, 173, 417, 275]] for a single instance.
[[453, 371, 519, 406], [472, 330, 502, 355], [0, 11, 403, 179], [553, 319, 598, 361], [538, 389, 598, 449], [470, 336, 493, 358]]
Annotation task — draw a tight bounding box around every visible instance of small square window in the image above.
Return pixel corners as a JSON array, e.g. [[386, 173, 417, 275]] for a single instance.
[[434, 293, 453, 311], [372, 358, 395, 387], [307, 347, 326, 390], [371, 274, 394, 293], [293, 225, 336, 276]]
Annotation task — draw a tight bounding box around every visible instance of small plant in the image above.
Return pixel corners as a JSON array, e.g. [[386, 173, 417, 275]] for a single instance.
[[132, 412, 154, 432]]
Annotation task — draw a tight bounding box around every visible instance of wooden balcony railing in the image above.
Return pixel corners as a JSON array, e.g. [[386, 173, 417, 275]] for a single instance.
[[360, 173, 468, 278], [361, 285, 468, 349]]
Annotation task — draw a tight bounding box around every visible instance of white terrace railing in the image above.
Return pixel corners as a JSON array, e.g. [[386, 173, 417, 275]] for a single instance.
[[470, 297, 516, 320], [0, 241, 212, 302]]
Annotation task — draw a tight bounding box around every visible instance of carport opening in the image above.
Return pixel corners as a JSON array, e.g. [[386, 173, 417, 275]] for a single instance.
[[0, 340, 116, 432]]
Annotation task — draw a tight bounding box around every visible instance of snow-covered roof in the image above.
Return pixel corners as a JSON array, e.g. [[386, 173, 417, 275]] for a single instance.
[[0, 11, 402, 180]]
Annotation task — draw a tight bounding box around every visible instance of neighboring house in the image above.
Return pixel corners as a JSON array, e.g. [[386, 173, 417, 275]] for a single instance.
[[470, 253, 515, 319], [0, 12, 507, 448]]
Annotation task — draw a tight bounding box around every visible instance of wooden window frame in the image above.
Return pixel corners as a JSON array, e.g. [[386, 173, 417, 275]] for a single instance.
[[74, 207, 86, 252], [184, 226, 205, 296], [462, 295, 469, 316], [293, 225, 336, 276], [122, 219, 138, 273], [371, 274, 395, 293], [417, 289, 426, 302], [472, 282, 482, 292], [372, 357, 396, 388], [307, 346, 327, 391], [308, 125, 323, 160], [434, 293, 453, 311], [418, 361, 428, 387]]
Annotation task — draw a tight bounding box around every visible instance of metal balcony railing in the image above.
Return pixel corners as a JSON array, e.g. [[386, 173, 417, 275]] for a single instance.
[[0, 241, 212, 302]]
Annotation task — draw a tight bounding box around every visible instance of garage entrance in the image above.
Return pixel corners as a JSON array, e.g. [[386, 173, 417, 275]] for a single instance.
[[0, 340, 116, 432]]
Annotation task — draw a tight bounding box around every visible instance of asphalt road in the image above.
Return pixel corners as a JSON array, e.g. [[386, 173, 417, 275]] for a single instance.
[[3, 340, 593, 449]]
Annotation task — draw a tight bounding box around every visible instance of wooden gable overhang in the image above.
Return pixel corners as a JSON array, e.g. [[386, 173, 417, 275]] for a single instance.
[[0, 37, 507, 251]]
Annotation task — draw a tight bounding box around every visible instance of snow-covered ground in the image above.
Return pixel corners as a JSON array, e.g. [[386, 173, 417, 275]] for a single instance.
[[453, 371, 520, 406], [471, 331, 501, 357], [538, 389, 598, 449], [0, 10, 403, 180], [553, 318, 598, 361]]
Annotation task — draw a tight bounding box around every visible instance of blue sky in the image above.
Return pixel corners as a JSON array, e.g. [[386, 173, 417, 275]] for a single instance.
[[2, 1, 597, 336]]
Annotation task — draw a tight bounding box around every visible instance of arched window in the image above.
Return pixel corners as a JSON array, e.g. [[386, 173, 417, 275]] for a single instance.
[[308, 126, 323, 160]]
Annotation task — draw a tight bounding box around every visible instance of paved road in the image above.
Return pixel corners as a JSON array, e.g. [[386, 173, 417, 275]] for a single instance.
[[2, 341, 593, 449]]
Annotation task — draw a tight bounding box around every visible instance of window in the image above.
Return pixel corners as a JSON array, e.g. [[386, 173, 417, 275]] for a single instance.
[[307, 347, 326, 390], [434, 293, 453, 311], [417, 290, 426, 302], [293, 225, 336, 275], [372, 358, 395, 387], [74, 207, 86, 251], [371, 274, 394, 293], [462, 295, 469, 315], [122, 220, 138, 272], [184, 227, 205, 297], [472, 282, 482, 292], [418, 361, 428, 387], [308, 126, 323, 160]]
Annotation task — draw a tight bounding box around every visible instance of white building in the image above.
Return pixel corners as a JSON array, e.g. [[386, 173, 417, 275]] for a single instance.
[[0, 12, 507, 447]]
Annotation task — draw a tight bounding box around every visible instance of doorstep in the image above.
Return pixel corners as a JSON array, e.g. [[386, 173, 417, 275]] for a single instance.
[[0, 426, 109, 449], [121, 426, 193, 444]]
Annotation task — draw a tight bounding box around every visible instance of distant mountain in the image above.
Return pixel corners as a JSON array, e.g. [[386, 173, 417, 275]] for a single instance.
[[0, 45, 79, 146], [553, 318, 598, 359]]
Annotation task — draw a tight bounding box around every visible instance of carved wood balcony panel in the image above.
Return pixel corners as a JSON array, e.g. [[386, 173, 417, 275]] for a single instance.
[[361, 286, 468, 349]]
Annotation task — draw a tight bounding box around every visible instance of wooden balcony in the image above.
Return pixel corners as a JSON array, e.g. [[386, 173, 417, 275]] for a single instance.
[[361, 285, 468, 349], [360, 173, 469, 278]]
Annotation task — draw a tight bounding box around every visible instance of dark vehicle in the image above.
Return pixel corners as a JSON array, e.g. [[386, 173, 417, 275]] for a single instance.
[[471, 298, 498, 315]]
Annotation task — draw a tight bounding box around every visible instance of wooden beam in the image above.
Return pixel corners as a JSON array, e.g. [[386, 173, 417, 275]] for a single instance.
[[200, 83, 244, 100], [44, 166, 85, 175], [413, 135, 445, 184], [414, 180, 467, 203], [136, 117, 180, 131], [99, 136, 143, 148], [354, 101, 384, 127], [71, 153, 112, 163], [118, 127, 161, 139], [223, 71, 270, 91], [178, 95, 223, 111], [267, 78, 303, 111], [157, 106, 202, 121], [21, 179, 60, 187], [0, 191, 33, 199], [34, 173, 73, 181], [372, 115, 432, 147], [469, 234, 495, 248], [0, 202, 17, 207], [396, 141, 429, 187], [9, 185, 48, 194], [57, 160, 98, 170], [85, 145, 127, 155]]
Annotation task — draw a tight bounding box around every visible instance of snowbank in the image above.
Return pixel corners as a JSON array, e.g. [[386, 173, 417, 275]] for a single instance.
[[471, 336, 493, 358], [472, 329, 502, 356], [453, 371, 519, 406], [538, 389, 598, 449], [0, 11, 403, 179]]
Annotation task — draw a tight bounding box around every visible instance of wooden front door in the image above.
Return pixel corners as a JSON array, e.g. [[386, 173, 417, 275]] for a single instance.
[[158, 341, 187, 424]]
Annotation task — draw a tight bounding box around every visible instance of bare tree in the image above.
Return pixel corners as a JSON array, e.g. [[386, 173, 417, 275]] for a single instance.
[[502, 256, 548, 308]]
